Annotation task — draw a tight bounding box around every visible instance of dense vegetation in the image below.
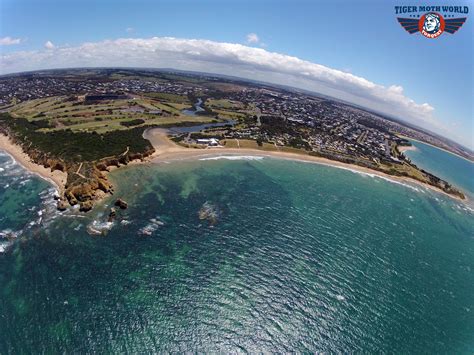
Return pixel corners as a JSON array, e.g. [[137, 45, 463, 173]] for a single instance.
[[120, 119, 145, 127], [261, 116, 300, 137], [0, 113, 153, 162]]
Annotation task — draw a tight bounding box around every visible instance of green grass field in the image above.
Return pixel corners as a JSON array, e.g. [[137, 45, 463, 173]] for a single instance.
[[8, 94, 217, 133], [142, 92, 189, 103]]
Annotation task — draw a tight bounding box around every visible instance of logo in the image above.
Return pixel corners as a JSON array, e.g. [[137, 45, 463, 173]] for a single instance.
[[395, 6, 468, 38]]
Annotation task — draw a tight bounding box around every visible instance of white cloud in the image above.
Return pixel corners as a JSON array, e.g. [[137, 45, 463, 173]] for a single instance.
[[126, 27, 134, 33], [44, 40, 55, 50], [246, 33, 259, 44], [0, 36, 450, 140], [0, 37, 21, 45]]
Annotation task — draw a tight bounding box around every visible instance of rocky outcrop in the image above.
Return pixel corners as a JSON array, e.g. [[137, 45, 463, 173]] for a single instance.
[[3, 126, 155, 212], [79, 200, 93, 212], [56, 199, 68, 211], [0, 116, 157, 213], [95, 162, 109, 171], [15, 144, 67, 175], [58, 146, 155, 212], [60, 148, 155, 212], [63, 164, 114, 209]]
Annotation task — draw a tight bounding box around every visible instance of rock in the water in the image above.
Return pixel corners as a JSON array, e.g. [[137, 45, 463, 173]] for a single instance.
[[115, 198, 128, 209]]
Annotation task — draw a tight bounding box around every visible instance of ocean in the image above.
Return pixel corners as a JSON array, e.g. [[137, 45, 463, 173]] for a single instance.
[[404, 140, 474, 200], [0, 145, 473, 352]]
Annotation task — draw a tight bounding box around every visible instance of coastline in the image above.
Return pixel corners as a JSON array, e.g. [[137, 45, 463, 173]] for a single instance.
[[0, 134, 67, 195], [398, 145, 417, 153], [0, 128, 467, 210], [397, 135, 474, 163], [144, 129, 467, 202]]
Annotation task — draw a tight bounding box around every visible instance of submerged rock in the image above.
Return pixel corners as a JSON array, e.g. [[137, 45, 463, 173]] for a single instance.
[[115, 198, 128, 209], [108, 207, 117, 222], [198, 201, 220, 226]]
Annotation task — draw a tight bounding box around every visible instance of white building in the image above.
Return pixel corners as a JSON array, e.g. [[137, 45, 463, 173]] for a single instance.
[[197, 138, 220, 146]]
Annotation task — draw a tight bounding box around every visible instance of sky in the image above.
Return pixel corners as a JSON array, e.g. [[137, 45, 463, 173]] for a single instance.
[[0, 0, 472, 149]]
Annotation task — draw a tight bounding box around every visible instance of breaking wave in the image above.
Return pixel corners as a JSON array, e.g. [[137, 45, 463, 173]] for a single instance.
[[199, 155, 265, 161], [139, 217, 165, 236], [87, 219, 114, 236]]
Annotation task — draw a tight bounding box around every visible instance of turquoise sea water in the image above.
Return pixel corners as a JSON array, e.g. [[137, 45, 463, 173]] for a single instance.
[[0, 152, 56, 252], [0, 147, 473, 352], [404, 140, 474, 200]]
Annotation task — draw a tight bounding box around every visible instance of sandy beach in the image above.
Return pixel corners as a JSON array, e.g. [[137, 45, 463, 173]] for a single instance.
[[0, 134, 67, 194], [144, 129, 467, 202], [396, 135, 474, 163], [398, 145, 417, 153]]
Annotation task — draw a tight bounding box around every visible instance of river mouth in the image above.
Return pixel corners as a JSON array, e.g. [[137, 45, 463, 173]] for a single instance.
[[142, 120, 236, 149], [167, 97, 236, 133]]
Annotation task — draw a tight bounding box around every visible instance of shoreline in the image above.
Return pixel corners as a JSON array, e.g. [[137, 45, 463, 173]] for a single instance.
[[397, 135, 474, 163], [0, 134, 67, 195], [0, 129, 467, 209], [151, 150, 466, 202], [398, 145, 417, 153], [144, 129, 467, 202]]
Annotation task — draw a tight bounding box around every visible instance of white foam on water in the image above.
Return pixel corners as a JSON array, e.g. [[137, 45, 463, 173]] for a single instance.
[[0, 181, 62, 248], [0, 242, 8, 253], [0, 229, 21, 238], [0, 229, 12, 238], [462, 205, 474, 214], [336, 295, 346, 301], [139, 216, 165, 235], [199, 155, 265, 161], [87, 220, 114, 236], [371, 174, 422, 193], [290, 158, 424, 194], [0, 151, 61, 194], [29, 187, 64, 228], [19, 178, 32, 186]]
